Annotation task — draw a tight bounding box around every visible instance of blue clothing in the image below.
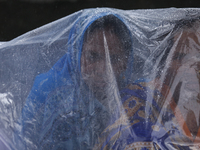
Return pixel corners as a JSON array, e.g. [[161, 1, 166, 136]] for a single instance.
[[1, 7, 200, 150], [18, 8, 134, 150], [94, 82, 192, 150]]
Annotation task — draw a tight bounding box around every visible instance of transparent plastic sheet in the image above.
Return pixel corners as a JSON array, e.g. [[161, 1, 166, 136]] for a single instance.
[[0, 8, 200, 150]]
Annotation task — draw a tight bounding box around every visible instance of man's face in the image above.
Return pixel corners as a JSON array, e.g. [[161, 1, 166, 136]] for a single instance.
[[81, 28, 128, 94]]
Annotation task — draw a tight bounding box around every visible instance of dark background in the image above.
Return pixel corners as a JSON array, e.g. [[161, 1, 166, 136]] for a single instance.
[[1, 0, 200, 41]]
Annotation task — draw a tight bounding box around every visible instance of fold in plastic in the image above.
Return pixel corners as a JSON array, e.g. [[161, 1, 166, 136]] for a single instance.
[[0, 8, 200, 150]]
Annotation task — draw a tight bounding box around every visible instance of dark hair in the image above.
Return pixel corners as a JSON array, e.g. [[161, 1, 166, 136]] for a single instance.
[[83, 14, 132, 56]]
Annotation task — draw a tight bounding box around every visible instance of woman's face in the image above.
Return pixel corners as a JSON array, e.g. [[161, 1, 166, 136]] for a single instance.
[[81, 28, 129, 93]]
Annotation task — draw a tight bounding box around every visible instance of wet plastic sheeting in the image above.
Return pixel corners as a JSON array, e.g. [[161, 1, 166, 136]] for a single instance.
[[0, 8, 200, 150]]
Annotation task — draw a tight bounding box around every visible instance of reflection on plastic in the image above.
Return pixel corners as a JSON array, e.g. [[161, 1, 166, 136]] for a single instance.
[[0, 8, 200, 150]]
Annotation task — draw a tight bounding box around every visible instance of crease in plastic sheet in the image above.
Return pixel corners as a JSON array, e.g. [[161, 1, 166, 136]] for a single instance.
[[0, 7, 200, 150]]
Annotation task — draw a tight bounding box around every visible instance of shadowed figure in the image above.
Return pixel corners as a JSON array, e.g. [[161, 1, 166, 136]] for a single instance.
[[18, 12, 133, 150], [1, 8, 199, 150]]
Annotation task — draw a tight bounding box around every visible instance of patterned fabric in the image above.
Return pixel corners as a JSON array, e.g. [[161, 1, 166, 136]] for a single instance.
[[94, 82, 194, 150]]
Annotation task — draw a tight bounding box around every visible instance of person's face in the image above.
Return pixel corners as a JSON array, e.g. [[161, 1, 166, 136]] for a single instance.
[[81, 28, 128, 93]]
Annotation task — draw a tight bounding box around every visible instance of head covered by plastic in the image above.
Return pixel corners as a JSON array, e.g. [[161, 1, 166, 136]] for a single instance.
[[28, 10, 134, 104], [17, 8, 135, 150], [2, 8, 200, 150]]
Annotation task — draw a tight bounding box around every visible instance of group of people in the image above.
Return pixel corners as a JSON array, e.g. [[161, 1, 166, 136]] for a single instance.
[[9, 8, 200, 150]]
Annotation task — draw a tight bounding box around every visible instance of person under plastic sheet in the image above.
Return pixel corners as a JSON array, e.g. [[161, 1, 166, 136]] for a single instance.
[[17, 12, 134, 149], [94, 18, 200, 149], [13, 9, 200, 150]]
